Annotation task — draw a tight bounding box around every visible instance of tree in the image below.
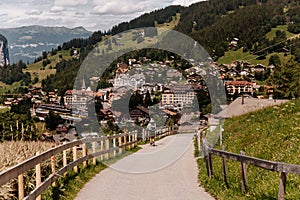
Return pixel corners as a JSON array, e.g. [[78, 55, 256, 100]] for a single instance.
[[45, 111, 64, 131], [60, 96, 65, 106], [272, 59, 300, 99], [42, 51, 47, 59], [269, 54, 281, 67], [144, 90, 153, 107], [11, 99, 31, 115]]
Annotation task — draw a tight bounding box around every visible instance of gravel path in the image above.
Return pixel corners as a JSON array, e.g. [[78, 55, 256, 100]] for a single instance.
[[75, 134, 214, 200]]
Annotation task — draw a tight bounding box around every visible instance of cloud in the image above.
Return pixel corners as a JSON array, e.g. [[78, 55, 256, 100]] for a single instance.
[[172, 0, 203, 6], [26, 9, 43, 15], [50, 6, 65, 13], [53, 0, 88, 7], [0, 13, 8, 17], [91, 1, 145, 15], [75, 12, 85, 16]]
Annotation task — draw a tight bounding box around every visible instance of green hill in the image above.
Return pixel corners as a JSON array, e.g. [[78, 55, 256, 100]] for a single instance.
[[24, 49, 74, 87], [198, 99, 300, 199]]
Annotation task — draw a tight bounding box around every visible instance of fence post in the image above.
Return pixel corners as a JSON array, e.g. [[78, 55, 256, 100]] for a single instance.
[[197, 130, 201, 157], [240, 151, 247, 192], [92, 142, 97, 165], [113, 135, 116, 158], [51, 155, 56, 186], [63, 142, 67, 176], [82, 143, 88, 168], [73, 146, 78, 173], [222, 146, 228, 186], [132, 133, 135, 148], [118, 136, 122, 154], [208, 152, 213, 177], [35, 152, 41, 200], [124, 134, 127, 149], [204, 155, 211, 178], [18, 174, 24, 200], [278, 172, 287, 200], [105, 138, 109, 160], [135, 132, 138, 146], [100, 138, 104, 161], [142, 129, 145, 141], [203, 140, 211, 178], [128, 134, 131, 149]]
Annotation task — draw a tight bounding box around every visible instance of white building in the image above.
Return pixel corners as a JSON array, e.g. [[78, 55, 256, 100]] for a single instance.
[[114, 73, 145, 89], [162, 84, 195, 109]]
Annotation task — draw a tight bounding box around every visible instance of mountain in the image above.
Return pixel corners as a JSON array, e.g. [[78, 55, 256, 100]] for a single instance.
[[0, 26, 92, 63], [0, 34, 9, 67]]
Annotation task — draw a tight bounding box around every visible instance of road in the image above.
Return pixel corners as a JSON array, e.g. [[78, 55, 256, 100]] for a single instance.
[[75, 134, 214, 200]]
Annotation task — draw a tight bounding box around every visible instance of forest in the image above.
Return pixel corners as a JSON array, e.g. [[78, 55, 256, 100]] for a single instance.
[[0, 61, 31, 86]]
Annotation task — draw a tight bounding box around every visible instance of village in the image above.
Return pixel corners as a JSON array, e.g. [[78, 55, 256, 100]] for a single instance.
[[1, 55, 278, 142]]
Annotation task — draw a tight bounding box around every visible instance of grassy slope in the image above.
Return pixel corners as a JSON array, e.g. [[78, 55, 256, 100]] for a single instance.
[[218, 25, 295, 65], [24, 50, 73, 86], [218, 48, 293, 66], [155, 13, 181, 29], [0, 50, 73, 93], [96, 13, 180, 56], [198, 99, 300, 199], [265, 25, 295, 40]]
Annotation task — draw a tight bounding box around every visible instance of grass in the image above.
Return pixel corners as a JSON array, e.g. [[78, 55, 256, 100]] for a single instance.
[[217, 48, 293, 66], [24, 50, 74, 87], [217, 24, 296, 66], [0, 49, 75, 93], [96, 14, 180, 57], [0, 106, 10, 113], [155, 13, 181, 30], [43, 146, 141, 200], [217, 49, 261, 65], [0, 81, 22, 94], [43, 162, 107, 200], [197, 99, 300, 199], [265, 25, 295, 40]]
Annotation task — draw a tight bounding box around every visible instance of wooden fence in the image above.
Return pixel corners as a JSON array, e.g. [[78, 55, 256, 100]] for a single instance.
[[0, 132, 138, 200], [203, 144, 300, 200]]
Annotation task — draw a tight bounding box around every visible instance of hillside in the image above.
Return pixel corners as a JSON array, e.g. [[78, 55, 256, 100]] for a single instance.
[[198, 99, 300, 199], [24, 49, 75, 87]]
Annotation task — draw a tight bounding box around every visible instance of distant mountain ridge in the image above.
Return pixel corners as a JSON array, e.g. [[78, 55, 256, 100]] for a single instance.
[[0, 25, 92, 63]]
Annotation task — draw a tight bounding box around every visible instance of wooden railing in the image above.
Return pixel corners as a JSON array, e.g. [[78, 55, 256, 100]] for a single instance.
[[0, 132, 138, 200], [202, 144, 300, 200]]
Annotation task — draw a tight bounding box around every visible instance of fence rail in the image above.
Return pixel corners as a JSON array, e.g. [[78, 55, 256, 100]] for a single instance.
[[0, 132, 139, 200], [203, 145, 300, 200]]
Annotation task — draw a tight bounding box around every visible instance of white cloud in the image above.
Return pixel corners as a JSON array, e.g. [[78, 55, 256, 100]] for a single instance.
[[91, 1, 145, 15], [50, 6, 65, 13], [53, 0, 88, 7], [0, 13, 8, 17], [75, 12, 85, 16], [26, 9, 43, 15], [172, 0, 202, 7]]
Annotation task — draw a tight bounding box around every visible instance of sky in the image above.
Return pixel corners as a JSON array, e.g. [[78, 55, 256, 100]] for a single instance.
[[0, 0, 202, 31]]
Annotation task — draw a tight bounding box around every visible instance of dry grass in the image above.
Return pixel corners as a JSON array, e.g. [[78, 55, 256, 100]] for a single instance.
[[0, 141, 54, 199]]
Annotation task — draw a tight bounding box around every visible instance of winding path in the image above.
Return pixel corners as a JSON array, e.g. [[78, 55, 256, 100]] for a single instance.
[[75, 134, 214, 200]]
